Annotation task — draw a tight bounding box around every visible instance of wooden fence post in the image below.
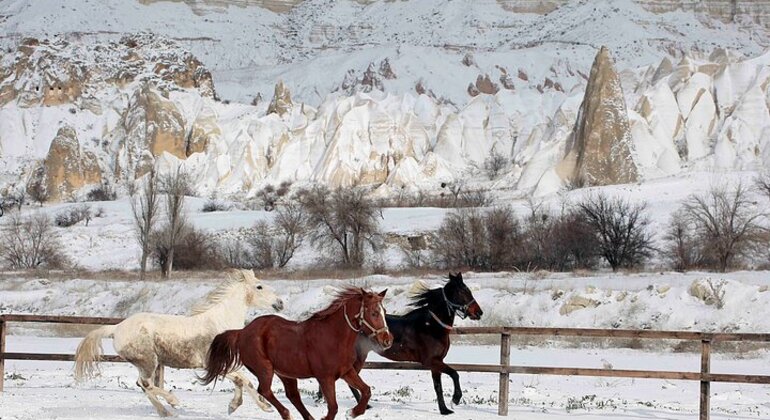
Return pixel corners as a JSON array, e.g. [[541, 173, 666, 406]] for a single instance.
[[700, 339, 711, 420], [0, 318, 6, 392], [498, 332, 511, 416], [155, 364, 164, 389]]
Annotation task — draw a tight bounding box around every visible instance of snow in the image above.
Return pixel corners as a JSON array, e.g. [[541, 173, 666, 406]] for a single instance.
[[2, 338, 770, 419]]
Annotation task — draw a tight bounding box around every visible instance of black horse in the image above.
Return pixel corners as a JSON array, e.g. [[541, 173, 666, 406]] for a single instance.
[[320, 272, 483, 415]]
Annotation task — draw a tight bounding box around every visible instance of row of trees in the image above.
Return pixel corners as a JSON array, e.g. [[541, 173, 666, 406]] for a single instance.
[[433, 179, 770, 273], [2, 172, 768, 274]]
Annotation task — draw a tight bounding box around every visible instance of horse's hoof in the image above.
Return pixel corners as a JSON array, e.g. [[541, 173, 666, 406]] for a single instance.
[[440, 408, 454, 415], [452, 395, 462, 406], [345, 409, 356, 419]]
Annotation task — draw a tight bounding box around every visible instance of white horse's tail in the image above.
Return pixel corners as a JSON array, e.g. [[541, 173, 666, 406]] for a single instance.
[[74, 325, 116, 381]]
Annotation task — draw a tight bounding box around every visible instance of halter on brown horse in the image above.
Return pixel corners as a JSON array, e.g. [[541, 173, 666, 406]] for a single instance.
[[201, 287, 393, 420]]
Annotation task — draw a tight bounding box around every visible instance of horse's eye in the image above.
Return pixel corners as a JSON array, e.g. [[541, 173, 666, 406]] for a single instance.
[[257, 285, 263, 290]]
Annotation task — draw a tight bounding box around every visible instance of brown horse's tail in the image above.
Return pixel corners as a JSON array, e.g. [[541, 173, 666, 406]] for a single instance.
[[199, 329, 242, 387]]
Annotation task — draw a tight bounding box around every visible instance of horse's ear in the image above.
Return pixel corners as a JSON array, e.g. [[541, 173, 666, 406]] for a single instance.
[[378, 289, 388, 298], [448, 272, 458, 282]]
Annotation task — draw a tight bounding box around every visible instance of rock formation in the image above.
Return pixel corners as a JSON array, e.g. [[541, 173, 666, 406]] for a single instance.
[[559, 47, 639, 187], [267, 80, 293, 116], [39, 126, 102, 201]]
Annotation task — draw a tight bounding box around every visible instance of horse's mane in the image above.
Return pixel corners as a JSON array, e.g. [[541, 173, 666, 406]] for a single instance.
[[310, 287, 367, 320], [190, 270, 249, 315], [409, 281, 445, 309]]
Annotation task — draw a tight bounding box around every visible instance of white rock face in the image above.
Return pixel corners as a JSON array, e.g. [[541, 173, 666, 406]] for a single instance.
[[2, 4, 770, 200]]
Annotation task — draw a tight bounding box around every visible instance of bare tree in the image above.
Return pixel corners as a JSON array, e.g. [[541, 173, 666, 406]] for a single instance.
[[299, 186, 380, 268], [0, 213, 66, 269], [757, 171, 770, 201], [158, 167, 190, 277], [27, 167, 48, 207], [273, 201, 306, 267], [132, 170, 159, 281], [577, 193, 654, 271], [483, 150, 508, 180], [681, 184, 767, 272], [662, 209, 705, 271]]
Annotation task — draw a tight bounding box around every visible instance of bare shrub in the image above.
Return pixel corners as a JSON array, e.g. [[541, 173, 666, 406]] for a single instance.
[[243, 202, 307, 269], [518, 203, 599, 272], [0, 188, 25, 217], [154, 227, 223, 271], [662, 209, 704, 271], [680, 184, 768, 272], [158, 168, 191, 277], [217, 239, 252, 269], [248, 221, 276, 269], [433, 207, 522, 271], [298, 186, 380, 268], [55, 204, 92, 227], [132, 171, 159, 281], [0, 213, 67, 269], [201, 199, 230, 213], [257, 184, 278, 211], [483, 150, 508, 180], [86, 184, 117, 202], [577, 193, 654, 271], [459, 189, 491, 207]]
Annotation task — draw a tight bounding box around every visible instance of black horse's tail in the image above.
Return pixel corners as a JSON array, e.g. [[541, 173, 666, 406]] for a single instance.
[[199, 329, 242, 387]]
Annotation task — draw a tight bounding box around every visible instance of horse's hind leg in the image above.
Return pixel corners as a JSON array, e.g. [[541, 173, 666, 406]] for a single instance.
[[247, 365, 293, 420], [279, 376, 315, 420], [134, 364, 172, 418], [226, 371, 272, 413]]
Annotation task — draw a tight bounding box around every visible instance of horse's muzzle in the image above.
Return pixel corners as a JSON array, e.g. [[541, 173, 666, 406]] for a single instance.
[[376, 330, 394, 350], [272, 299, 285, 312], [468, 302, 483, 320]]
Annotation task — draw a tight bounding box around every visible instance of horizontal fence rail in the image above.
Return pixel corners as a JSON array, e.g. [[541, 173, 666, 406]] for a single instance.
[[1, 315, 769, 419]]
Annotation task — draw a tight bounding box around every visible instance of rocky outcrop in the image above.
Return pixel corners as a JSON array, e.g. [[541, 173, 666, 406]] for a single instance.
[[0, 34, 216, 108], [112, 85, 187, 179], [559, 47, 639, 187], [267, 80, 293, 116], [39, 126, 102, 201]]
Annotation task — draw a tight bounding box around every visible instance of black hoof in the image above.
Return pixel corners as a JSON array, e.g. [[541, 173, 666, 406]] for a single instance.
[[452, 395, 461, 405], [366, 405, 372, 410], [440, 409, 454, 415]]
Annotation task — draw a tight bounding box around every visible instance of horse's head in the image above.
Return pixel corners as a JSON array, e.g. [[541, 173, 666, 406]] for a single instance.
[[444, 272, 483, 320], [238, 269, 284, 312], [358, 289, 393, 350]]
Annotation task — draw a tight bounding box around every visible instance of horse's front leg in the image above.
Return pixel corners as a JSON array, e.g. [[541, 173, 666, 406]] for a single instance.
[[341, 369, 371, 418], [317, 377, 338, 420], [440, 364, 462, 405], [430, 368, 453, 415]]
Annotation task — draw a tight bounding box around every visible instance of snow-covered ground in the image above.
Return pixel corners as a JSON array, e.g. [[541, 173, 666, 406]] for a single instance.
[[2, 338, 770, 419], [2, 266, 770, 418]]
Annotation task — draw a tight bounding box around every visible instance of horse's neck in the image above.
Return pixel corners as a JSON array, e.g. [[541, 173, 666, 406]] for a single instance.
[[196, 286, 249, 330], [428, 296, 455, 327], [313, 306, 361, 347]]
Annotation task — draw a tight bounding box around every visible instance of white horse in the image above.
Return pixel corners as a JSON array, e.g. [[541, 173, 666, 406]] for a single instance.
[[75, 269, 283, 417]]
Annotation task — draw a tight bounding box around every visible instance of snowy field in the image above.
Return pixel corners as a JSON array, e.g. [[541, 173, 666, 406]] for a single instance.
[[2, 269, 770, 419], [2, 338, 770, 419]]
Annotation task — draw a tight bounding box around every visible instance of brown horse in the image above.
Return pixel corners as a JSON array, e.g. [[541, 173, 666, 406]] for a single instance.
[[201, 287, 393, 420]]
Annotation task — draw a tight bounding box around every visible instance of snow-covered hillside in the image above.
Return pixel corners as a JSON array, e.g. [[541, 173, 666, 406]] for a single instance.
[[0, 0, 769, 201]]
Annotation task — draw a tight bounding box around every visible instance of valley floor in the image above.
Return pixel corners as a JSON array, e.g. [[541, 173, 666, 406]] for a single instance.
[[2, 338, 770, 419]]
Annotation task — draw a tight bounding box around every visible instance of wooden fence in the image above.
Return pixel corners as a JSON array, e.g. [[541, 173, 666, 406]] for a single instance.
[[2, 315, 770, 419]]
